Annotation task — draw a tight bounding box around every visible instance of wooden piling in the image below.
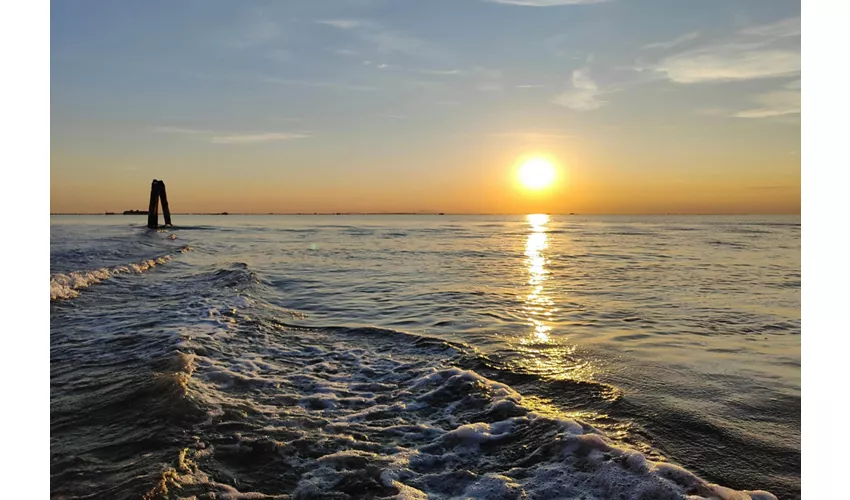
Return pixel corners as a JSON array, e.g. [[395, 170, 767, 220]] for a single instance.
[[157, 181, 172, 226], [147, 180, 160, 229]]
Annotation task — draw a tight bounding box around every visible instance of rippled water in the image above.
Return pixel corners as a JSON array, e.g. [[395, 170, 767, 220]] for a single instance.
[[50, 214, 800, 499]]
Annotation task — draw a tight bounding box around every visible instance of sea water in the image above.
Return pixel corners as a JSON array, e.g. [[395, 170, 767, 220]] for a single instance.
[[50, 214, 800, 499]]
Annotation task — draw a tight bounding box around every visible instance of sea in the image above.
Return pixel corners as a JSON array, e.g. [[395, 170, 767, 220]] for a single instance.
[[50, 214, 800, 500]]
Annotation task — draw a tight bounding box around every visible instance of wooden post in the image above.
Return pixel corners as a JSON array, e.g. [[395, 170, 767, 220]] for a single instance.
[[147, 179, 160, 229], [157, 180, 172, 226]]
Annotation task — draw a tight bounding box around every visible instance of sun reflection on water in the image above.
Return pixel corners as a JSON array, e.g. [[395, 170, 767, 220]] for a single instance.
[[514, 214, 600, 385], [523, 214, 555, 344]]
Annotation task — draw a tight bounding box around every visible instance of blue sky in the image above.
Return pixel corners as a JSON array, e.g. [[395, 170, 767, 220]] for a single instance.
[[51, 0, 800, 213]]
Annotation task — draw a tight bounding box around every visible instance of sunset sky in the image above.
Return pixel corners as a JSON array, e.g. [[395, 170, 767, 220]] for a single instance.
[[51, 0, 800, 214]]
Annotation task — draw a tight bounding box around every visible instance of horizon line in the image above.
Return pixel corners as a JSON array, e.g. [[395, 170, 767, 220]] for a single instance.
[[49, 212, 802, 216]]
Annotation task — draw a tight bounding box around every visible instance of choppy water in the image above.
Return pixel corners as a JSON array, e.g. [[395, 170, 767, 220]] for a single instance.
[[50, 214, 800, 500]]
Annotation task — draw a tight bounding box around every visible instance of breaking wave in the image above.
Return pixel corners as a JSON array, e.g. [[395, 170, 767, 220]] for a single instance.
[[50, 245, 192, 300]]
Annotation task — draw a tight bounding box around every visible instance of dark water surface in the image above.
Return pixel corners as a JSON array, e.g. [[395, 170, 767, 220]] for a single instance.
[[50, 215, 800, 499]]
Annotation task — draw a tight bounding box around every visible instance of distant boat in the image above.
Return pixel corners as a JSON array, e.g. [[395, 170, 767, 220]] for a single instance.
[[122, 210, 148, 215], [221, 212, 229, 215], [104, 212, 115, 215], [439, 213, 445, 215]]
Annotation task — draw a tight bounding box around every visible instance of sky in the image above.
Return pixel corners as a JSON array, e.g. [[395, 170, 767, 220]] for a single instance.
[[50, 0, 800, 214]]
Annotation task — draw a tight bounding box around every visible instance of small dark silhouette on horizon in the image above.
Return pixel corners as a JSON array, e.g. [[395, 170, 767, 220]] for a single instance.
[[147, 179, 172, 229], [123, 210, 148, 215]]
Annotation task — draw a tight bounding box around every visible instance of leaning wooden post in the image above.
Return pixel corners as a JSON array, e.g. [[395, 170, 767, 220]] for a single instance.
[[157, 180, 172, 226], [147, 179, 160, 229]]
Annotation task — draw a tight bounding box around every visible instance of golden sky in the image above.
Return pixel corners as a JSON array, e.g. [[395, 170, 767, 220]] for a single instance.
[[51, 1, 800, 214]]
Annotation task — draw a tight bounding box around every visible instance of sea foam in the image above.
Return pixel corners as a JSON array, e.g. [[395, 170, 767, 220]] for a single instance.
[[143, 298, 778, 500], [50, 245, 191, 301]]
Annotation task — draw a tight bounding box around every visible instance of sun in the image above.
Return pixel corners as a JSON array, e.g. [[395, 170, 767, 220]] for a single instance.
[[517, 157, 556, 190]]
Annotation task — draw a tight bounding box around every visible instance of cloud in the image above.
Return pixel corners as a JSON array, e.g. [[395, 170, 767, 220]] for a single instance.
[[643, 31, 700, 50], [552, 68, 610, 110], [739, 17, 800, 38], [210, 133, 310, 144], [260, 77, 378, 92], [730, 90, 800, 118], [154, 126, 311, 144], [483, 0, 609, 5], [362, 60, 396, 69], [328, 48, 359, 57], [416, 69, 462, 76], [649, 18, 799, 84], [316, 19, 362, 29], [318, 19, 436, 59], [655, 48, 800, 83]]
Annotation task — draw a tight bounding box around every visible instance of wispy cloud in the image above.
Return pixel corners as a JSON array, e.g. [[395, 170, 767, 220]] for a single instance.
[[416, 69, 462, 76], [328, 48, 360, 57], [154, 126, 311, 144], [730, 90, 800, 118], [552, 68, 611, 110], [643, 31, 700, 50], [649, 18, 800, 84], [483, 0, 609, 6], [260, 77, 378, 92], [654, 48, 799, 83], [362, 60, 396, 70], [739, 17, 800, 38], [316, 19, 436, 59], [316, 19, 362, 30], [210, 133, 310, 144]]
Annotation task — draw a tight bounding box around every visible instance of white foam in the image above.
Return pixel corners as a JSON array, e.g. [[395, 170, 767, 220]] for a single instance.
[[153, 307, 779, 500], [50, 246, 191, 301], [443, 418, 520, 444], [456, 473, 524, 500]]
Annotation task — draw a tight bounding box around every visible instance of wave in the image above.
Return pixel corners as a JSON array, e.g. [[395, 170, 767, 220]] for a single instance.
[[154, 351, 777, 499], [50, 257, 783, 499], [50, 245, 192, 301], [131, 295, 777, 499]]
